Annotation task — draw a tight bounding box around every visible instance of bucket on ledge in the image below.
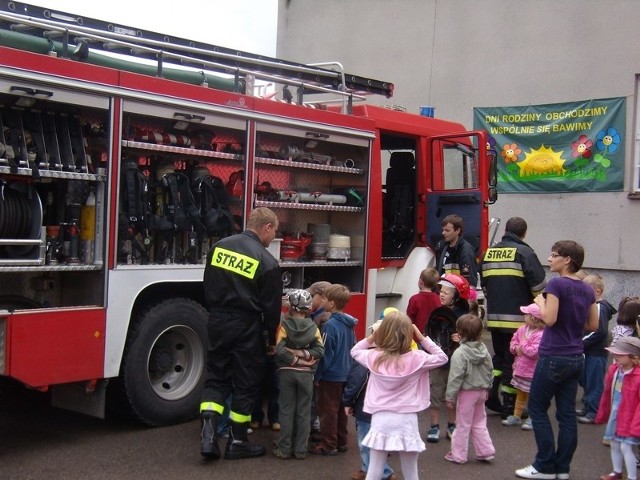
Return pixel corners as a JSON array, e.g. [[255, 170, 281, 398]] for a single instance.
[[419, 106, 435, 118]]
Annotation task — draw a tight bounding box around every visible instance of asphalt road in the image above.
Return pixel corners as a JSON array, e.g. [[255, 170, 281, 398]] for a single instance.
[[0, 377, 614, 480]]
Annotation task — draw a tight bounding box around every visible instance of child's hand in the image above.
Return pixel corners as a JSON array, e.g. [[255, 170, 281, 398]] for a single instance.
[[515, 346, 523, 356], [286, 347, 302, 357], [344, 406, 354, 416], [446, 400, 455, 409], [366, 331, 377, 345], [412, 324, 425, 343], [451, 332, 461, 343], [297, 358, 317, 367]]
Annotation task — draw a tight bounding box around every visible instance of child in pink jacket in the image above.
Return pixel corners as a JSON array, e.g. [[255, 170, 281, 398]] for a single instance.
[[351, 310, 447, 480], [594, 336, 640, 480], [502, 303, 544, 430]]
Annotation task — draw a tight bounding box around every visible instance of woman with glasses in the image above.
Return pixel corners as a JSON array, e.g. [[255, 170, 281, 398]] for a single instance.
[[515, 240, 599, 480]]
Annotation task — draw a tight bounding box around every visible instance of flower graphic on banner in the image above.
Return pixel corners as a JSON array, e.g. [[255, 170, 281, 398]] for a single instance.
[[571, 134, 593, 158], [571, 134, 593, 170], [596, 128, 621, 154], [501, 143, 521, 163], [593, 127, 621, 169]]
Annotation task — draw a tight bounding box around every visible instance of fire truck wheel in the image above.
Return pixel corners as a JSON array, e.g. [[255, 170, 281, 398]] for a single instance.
[[118, 298, 208, 427]]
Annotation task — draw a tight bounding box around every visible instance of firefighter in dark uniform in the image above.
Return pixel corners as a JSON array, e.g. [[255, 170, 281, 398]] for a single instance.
[[199, 207, 282, 460], [435, 214, 478, 288], [480, 217, 546, 418]]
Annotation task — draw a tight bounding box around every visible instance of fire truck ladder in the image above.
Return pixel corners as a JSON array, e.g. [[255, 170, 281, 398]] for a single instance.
[[0, 1, 394, 113]]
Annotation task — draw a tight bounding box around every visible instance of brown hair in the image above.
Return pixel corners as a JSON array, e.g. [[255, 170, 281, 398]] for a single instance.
[[505, 217, 527, 238], [372, 311, 413, 371], [456, 314, 483, 341], [551, 240, 585, 273], [617, 297, 640, 327], [420, 267, 440, 289], [323, 284, 351, 311], [442, 214, 464, 234]]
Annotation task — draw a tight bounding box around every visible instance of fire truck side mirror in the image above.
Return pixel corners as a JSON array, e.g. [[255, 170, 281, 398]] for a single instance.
[[488, 149, 498, 188], [487, 187, 498, 205], [486, 148, 498, 205]]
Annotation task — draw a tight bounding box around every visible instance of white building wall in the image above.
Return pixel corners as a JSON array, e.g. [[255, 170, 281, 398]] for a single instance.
[[277, 0, 640, 305]]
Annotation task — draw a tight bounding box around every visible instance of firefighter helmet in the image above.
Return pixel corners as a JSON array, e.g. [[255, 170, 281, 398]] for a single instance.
[[288, 289, 313, 312], [438, 273, 471, 300]]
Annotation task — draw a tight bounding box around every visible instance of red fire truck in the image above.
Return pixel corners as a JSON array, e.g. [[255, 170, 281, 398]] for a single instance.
[[0, 2, 497, 426]]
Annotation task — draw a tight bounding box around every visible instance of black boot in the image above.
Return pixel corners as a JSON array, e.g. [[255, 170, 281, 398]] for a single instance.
[[485, 375, 502, 413], [200, 411, 220, 459], [225, 421, 266, 460], [501, 392, 516, 420]]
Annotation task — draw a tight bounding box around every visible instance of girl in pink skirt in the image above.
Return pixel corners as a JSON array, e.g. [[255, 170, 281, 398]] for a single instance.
[[351, 311, 448, 480], [502, 303, 545, 429]]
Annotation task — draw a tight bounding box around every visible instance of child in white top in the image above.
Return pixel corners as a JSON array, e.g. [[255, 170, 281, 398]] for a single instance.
[[351, 311, 447, 480], [611, 297, 640, 346]]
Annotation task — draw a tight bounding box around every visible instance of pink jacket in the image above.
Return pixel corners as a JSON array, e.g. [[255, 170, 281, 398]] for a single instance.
[[595, 363, 640, 438], [510, 325, 543, 380], [351, 336, 447, 414]]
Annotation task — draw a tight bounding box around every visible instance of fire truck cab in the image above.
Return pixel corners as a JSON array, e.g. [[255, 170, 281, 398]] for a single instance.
[[0, 2, 496, 426]]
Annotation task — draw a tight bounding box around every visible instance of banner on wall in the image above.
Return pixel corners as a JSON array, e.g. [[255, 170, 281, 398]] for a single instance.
[[473, 97, 625, 193]]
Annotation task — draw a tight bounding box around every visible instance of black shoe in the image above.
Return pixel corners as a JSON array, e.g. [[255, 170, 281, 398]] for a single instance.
[[225, 440, 266, 459], [200, 411, 221, 459], [225, 421, 266, 459]]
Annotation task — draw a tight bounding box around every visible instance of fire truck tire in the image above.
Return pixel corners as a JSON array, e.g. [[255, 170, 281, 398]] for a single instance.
[[117, 298, 208, 427]]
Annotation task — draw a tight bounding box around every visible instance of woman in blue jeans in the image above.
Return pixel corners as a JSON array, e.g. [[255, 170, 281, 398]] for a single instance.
[[515, 240, 598, 480]]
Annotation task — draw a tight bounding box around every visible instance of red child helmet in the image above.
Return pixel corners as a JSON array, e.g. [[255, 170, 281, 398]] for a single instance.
[[438, 273, 471, 300]]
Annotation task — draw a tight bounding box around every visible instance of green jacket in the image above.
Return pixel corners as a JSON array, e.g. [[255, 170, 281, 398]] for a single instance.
[[275, 314, 324, 372], [446, 340, 493, 402]]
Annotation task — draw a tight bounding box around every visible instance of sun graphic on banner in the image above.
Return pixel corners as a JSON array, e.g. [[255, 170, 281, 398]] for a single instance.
[[517, 145, 566, 177]]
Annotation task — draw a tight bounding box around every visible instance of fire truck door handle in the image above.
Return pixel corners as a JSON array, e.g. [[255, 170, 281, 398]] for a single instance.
[[173, 113, 205, 122], [10, 86, 36, 95], [34, 89, 54, 98], [9, 86, 53, 98]]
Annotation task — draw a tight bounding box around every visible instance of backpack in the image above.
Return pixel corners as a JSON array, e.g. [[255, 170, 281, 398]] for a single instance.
[[160, 171, 198, 232], [118, 159, 153, 261], [119, 159, 151, 234], [192, 174, 234, 237]]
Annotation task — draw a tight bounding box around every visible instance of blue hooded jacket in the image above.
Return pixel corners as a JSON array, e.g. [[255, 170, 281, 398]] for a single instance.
[[342, 360, 371, 422], [315, 312, 357, 382]]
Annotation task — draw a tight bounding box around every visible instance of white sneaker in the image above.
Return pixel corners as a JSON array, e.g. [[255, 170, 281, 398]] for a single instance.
[[426, 425, 440, 443], [515, 465, 556, 479], [502, 415, 522, 426], [556, 474, 569, 479], [521, 418, 533, 431]]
